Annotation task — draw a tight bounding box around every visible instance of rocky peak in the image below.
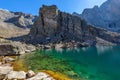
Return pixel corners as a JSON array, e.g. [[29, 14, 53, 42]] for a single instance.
[[27, 5, 120, 46], [32, 5, 60, 38], [29, 5, 96, 45], [80, 0, 120, 32], [40, 5, 58, 18]]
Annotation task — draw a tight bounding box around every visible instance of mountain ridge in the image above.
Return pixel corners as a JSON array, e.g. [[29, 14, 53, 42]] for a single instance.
[[0, 8, 37, 28], [26, 5, 120, 47], [0, 5, 120, 47], [0, 8, 37, 38], [78, 0, 120, 32]]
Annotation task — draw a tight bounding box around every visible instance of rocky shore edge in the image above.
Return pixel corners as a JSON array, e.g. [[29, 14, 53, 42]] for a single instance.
[[0, 56, 55, 80]]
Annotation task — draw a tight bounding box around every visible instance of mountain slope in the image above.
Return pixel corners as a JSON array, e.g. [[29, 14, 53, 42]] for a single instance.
[[79, 0, 120, 32], [0, 20, 29, 38], [0, 8, 37, 28], [0, 8, 37, 38]]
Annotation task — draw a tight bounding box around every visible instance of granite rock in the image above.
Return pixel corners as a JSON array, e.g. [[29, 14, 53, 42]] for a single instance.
[[28, 5, 96, 46]]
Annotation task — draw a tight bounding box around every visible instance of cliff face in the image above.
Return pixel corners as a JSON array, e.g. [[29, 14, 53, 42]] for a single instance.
[[28, 5, 120, 46], [80, 0, 120, 32], [29, 5, 96, 45]]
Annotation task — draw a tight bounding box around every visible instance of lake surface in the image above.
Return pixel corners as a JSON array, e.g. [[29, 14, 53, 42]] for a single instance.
[[39, 46, 120, 80]]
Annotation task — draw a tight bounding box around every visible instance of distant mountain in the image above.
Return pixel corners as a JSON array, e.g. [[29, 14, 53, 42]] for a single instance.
[[0, 8, 37, 38], [75, 0, 120, 32], [0, 8, 37, 28]]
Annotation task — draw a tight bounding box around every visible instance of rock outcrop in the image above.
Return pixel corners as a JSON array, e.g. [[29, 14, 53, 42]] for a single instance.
[[80, 0, 120, 32], [0, 39, 36, 56], [28, 5, 96, 46], [28, 5, 120, 46], [0, 66, 13, 75], [6, 71, 26, 80]]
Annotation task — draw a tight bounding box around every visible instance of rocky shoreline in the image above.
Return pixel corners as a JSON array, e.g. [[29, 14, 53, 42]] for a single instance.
[[0, 56, 55, 80], [0, 38, 36, 56]]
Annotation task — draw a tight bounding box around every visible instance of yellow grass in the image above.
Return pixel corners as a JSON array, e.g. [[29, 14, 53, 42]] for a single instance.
[[13, 60, 28, 71]]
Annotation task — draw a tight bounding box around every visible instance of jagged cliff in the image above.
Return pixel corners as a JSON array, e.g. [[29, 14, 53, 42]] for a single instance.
[[28, 5, 120, 46], [28, 5, 96, 45], [80, 0, 120, 32]]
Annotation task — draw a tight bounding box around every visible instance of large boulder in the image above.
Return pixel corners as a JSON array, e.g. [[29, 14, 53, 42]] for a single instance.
[[6, 71, 26, 80], [0, 66, 13, 75], [0, 44, 17, 56], [2, 57, 15, 63], [0, 41, 36, 56], [26, 70, 35, 78], [27, 72, 54, 80]]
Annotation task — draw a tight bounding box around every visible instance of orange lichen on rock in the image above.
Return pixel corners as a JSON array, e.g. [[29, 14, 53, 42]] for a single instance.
[[42, 70, 71, 80]]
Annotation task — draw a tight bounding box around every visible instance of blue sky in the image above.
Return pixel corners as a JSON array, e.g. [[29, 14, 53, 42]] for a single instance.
[[0, 0, 106, 15]]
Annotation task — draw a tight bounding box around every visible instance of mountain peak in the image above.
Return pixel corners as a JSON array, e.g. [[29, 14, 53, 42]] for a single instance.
[[81, 0, 120, 32]]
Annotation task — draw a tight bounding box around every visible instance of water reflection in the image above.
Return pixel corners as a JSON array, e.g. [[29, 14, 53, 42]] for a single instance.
[[96, 46, 114, 55]]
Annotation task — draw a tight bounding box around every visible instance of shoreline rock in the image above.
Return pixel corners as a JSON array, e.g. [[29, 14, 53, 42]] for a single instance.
[[0, 39, 36, 56], [0, 56, 55, 80]]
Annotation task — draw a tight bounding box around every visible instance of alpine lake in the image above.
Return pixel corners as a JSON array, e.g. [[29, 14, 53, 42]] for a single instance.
[[16, 45, 120, 80]]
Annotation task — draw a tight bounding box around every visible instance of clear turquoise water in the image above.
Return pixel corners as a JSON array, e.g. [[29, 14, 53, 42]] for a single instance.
[[39, 46, 120, 80]]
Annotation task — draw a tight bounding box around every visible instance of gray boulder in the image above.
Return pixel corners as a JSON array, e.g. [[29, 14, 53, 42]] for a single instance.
[[6, 71, 26, 80], [27, 72, 54, 80], [0, 41, 36, 56], [0, 66, 13, 75], [27, 70, 35, 78]]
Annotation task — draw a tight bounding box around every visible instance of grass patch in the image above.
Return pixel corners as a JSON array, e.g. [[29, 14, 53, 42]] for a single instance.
[[13, 59, 28, 71]]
